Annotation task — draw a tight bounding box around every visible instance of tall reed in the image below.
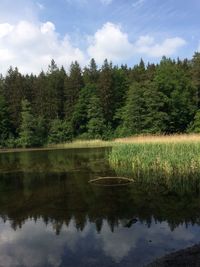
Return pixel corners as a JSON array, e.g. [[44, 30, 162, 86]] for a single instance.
[[109, 142, 200, 194]]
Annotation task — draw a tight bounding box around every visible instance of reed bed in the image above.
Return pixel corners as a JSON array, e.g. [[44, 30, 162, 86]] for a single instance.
[[109, 142, 200, 194], [49, 139, 113, 149], [114, 134, 200, 144]]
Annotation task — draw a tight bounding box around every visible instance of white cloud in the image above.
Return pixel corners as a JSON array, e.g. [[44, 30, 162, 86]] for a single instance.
[[87, 22, 134, 64], [0, 20, 86, 74], [0, 218, 197, 266], [0, 23, 13, 38], [0, 18, 186, 74], [97, 220, 195, 264], [0, 218, 91, 267], [41, 21, 55, 34], [135, 35, 186, 57], [87, 23, 186, 64]]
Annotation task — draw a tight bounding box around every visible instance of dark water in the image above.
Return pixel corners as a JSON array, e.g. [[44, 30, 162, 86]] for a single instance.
[[0, 148, 200, 267]]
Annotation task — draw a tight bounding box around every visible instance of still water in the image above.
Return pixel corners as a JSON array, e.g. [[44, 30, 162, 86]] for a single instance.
[[0, 148, 200, 267]]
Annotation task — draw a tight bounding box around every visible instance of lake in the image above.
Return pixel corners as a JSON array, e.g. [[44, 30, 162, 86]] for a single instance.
[[0, 148, 200, 267]]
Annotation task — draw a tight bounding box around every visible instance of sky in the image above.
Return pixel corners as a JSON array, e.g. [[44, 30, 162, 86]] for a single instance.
[[0, 0, 200, 74]]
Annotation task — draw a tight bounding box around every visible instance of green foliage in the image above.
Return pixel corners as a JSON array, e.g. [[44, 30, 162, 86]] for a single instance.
[[154, 57, 197, 132], [83, 58, 99, 85], [192, 52, 200, 108], [97, 59, 114, 123], [64, 61, 83, 119], [72, 85, 95, 136], [4, 67, 26, 132], [0, 95, 10, 147], [187, 110, 200, 133], [87, 95, 106, 139], [48, 119, 72, 144], [0, 54, 200, 148], [119, 81, 168, 135], [33, 116, 47, 146], [18, 99, 35, 148], [109, 143, 200, 194]]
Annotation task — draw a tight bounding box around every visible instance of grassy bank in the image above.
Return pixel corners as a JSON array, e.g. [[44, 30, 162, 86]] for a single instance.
[[114, 134, 200, 144], [109, 139, 200, 194], [48, 134, 200, 149], [2, 134, 200, 194], [50, 139, 113, 149], [0, 140, 113, 154], [2, 134, 200, 153]]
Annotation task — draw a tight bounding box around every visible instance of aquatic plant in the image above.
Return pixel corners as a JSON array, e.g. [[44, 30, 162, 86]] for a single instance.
[[109, 142, 200, 194]]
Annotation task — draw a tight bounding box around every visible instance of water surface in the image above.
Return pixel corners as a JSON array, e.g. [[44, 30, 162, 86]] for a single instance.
[[0, 148, 200, 267]]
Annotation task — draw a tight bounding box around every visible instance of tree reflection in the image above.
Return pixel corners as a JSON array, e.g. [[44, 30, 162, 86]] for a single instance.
[[0, 148, 200, 234]]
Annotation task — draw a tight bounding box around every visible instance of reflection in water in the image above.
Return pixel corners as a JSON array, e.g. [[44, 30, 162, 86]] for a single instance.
[[0, 148, 200, 266]]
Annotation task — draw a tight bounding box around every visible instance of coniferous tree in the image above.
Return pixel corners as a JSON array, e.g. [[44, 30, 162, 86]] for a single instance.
[[118, 81, 167, 135], [154, 57, 196, 132], [83, 58, 99, 85], [187, 110, 200, 133], [18, 99, 35, 148], [0, 95, 10, 147], [0, 53, 200, 147], [64, 61, 84, 119], [112, 67, 129, 128], [44, 60, 65, 121], [97, 59, 114, 124], [129, 59, 146, 83], [48, 119, 72, 144], [87, 95, 105, 139], [4, 67, 26, 133], [72, 85, 95, 136], [33, 116, 47, 146], [192, 52, 200, 108], [32, 71, 47, 118]]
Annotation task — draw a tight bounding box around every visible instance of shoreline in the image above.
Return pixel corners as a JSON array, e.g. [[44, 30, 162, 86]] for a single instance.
[[0, 140, 112, 154], [1, 133, 200, 154], [147, 243, 200, 267]]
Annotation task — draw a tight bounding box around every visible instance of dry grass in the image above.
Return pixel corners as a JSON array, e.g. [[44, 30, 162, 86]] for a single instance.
[[2, 134, 200, 154], [51, 139, 113, 149], [51, 134, 200, 150], [114, 134, 200, 144]]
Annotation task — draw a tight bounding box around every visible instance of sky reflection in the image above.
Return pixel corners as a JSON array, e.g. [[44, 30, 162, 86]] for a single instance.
[[0, 217, 199, 267]]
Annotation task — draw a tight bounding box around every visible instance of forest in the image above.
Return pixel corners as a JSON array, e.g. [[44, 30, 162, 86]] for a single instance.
[[1, 52, 200, 148]]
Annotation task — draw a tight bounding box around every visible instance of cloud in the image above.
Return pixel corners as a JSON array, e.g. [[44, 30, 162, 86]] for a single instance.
[[0, 218, 91, 267], [97, 220, 195, 264], [87, 22, 134, 64], [0, 217, 197, 266], [87, 22, 186, 64], [0, 18, 186, 74], [135, 35, 186, 57], [0, 20, 86, 74]]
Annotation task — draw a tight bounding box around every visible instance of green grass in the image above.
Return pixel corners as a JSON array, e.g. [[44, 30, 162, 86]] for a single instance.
[[109, 142, 200, 194]]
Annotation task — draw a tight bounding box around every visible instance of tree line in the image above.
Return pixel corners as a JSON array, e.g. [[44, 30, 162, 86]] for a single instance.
[[1, 53, 200, 148]]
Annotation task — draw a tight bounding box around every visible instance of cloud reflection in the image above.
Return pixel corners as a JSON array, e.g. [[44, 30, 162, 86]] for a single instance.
[[0, 218, 198, 267]]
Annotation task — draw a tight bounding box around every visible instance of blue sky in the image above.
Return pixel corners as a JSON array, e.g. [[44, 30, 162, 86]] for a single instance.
[[0, 0, 199, 73]]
